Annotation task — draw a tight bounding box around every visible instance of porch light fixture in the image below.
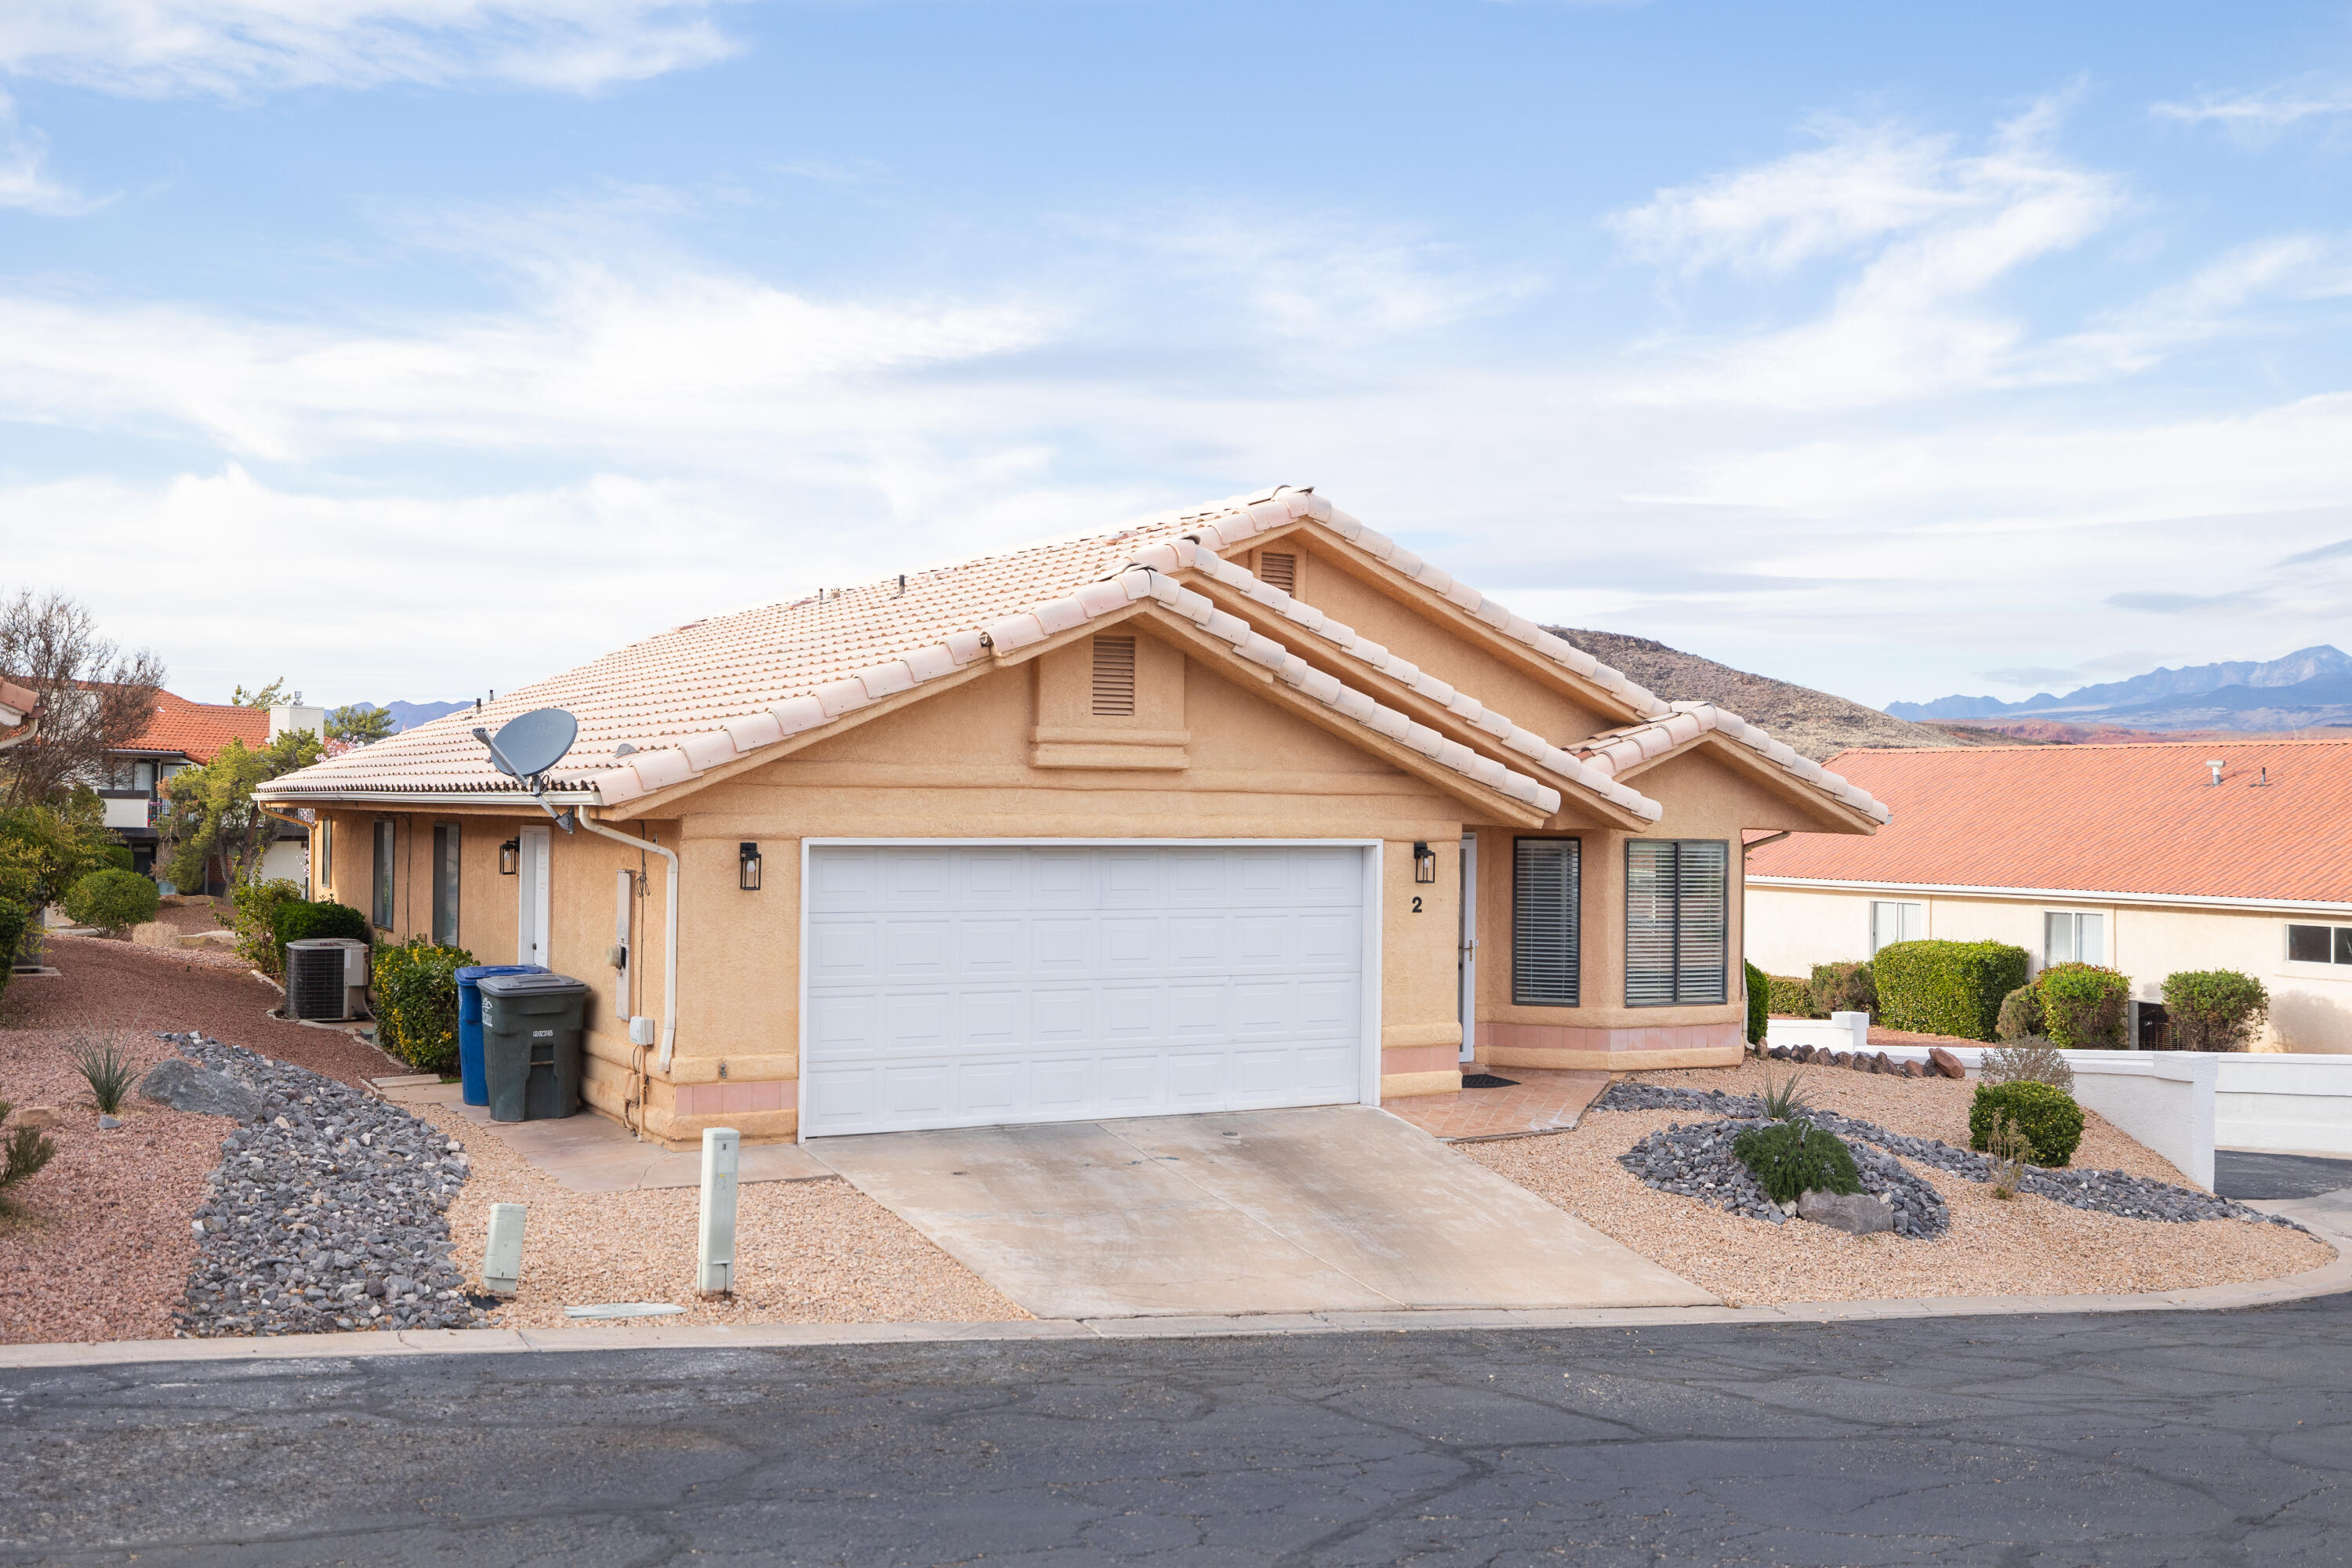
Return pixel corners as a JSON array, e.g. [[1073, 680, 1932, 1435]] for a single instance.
[[1413, 841, 1437, 884], [499, 838, 519, 876], [739, 841, 762, 891]]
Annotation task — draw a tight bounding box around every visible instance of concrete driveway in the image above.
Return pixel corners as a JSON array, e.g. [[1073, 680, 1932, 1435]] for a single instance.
[[808, 1105, 1714, 1318]]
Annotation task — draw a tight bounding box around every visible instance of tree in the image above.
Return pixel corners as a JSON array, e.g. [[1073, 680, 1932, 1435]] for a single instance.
[[157, 729, 323, 893], [328, 703, 395, 745], [0, 589, 166, 806], [231, 679, 290, 709], [0, 793, 118, 914]]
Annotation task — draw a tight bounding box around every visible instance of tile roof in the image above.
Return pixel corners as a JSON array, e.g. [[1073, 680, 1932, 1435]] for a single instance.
[[1745, 738, 2352, 903], [256, 485, 1870, 829], [0, 678, 36, 729], [116, 690, 270, 764], [1571, 702, 1890, 823]]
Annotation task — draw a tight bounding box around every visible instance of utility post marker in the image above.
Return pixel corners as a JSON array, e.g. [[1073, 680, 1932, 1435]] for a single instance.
[[698, 1127, 740, 1298]]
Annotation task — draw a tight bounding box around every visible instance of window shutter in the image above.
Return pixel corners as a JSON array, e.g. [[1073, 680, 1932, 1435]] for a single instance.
[[1624, 840, 1676, 1006], [1258, 551, 1298, 594], [1512, 837, 1580, 1005], [1674, 840, 1728, 1004], [1090, 635, 1136, 716]]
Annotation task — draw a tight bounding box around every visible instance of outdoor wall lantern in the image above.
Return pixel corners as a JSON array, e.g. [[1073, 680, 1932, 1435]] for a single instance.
[[739, 841, 763, 891], [1413, 841, 1437, 884], [498, 839, 519, 876]]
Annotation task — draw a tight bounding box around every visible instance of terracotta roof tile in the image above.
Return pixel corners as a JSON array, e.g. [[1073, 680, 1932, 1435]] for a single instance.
[[117, 691, 270, 764], [1745, 738, 2352, 902], [1571, 702, 1889, 823]]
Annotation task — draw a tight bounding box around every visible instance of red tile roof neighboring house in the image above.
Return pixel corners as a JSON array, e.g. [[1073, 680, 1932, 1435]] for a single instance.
[[118, 690, 269, 764], [1745, 738, 2352, 905]]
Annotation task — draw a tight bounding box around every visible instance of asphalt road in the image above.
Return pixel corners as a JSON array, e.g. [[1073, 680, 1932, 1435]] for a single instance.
[[5, 1294, 2350, 1567]]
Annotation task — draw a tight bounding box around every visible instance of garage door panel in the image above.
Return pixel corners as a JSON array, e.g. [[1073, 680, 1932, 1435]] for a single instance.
[[805, 844, 1367, 1136]]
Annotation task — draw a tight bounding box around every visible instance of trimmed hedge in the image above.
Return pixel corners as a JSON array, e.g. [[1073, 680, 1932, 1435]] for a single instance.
[[1969, 1080, 2085, 1167], [2038, 963, 2129, 1050], [1809, 960, 1876, 1017], [2163, 969, 2270, 1052], [1733, 1120, 1863, 1205], [1873, 939, 2029, 1041], [271, 899, 372, 965], [63, 868, 159, 931], [1766, 974, 1817, 1017], [1744, 960, 1769, 1045], [372, 937, 474, 1073]]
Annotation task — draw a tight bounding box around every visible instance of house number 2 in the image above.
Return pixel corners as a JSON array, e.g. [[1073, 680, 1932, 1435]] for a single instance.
[[1410, 896, 1423, 913]]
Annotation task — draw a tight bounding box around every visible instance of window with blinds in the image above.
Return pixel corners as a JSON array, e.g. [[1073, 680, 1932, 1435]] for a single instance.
[[372, 818, 395, 930], [1090, 634, 1137, 716], [1257, 550, 1298, 593], [1624, 839, 1728, 1007], [1512, 837, 1581, 1006]]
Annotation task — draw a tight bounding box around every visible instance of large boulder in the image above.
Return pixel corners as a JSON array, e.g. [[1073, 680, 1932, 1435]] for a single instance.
[[1798, 1189, 1896, 1235], [1927, 1046, 1969, 1080], [138, 1057, 263, 1122]]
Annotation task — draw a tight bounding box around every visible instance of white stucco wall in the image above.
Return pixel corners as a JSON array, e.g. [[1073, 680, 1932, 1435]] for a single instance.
[[1748, 883, 2352, 1054]]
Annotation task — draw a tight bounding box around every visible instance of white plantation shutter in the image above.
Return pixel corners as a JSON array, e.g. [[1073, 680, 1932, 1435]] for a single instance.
[[1512, 837, 1581, 1006], [1625, 840, 1729, 1006]]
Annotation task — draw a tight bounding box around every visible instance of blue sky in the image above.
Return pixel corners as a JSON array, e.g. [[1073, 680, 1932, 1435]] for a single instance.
[[4, 2, 2350, 713]]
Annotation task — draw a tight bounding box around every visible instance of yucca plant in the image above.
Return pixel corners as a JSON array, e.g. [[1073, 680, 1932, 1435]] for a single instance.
[[1756, 1069, 1814, 1123], [73, 1036, 136, 1116], [0, 1101, 57, 1215]]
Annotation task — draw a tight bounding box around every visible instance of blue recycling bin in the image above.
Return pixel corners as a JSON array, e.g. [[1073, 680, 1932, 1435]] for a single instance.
[[456, 964, 546, 1106]]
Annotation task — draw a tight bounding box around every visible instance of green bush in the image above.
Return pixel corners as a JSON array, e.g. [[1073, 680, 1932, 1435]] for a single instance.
[[1766, 974, 1816, 1017], [99, 844, 133, 871], [1744, 960, 1769, 1046], [1969, 1080, 2085, 1167], [62, 868, 159, 932], [1809, 960, 1877, 1017], [2163, 970, 2270, 1052], [1994, 983, 2045, 1042], [0, 896, 27, 1008], [1874, 940, 2030, 1041], [372, 937, 474, 1073], [270, 899, 372, 970], [2038, 963, 2129, 1050], [1733, 1120, 1864, 1205], [230, 880, 306, 976]]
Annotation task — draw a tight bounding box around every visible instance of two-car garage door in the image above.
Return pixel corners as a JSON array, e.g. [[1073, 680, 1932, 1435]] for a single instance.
[[802, 844, 1367, 1138]]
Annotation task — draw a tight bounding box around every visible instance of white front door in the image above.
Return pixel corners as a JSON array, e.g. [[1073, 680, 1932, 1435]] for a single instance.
[[517, 826, 551, 967], [803, 844, 1368, 1138], [1457, 833, 1478, 1063]]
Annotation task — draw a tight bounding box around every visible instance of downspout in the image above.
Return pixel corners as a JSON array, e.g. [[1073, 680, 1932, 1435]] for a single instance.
[[577, 811, 679, 1079]]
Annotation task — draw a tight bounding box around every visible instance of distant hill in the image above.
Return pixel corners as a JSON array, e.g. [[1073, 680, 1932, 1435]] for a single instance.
[[1548, 629, 2020, 762], [343, 699, 470, 734], [1889, 646, 2352, 730]]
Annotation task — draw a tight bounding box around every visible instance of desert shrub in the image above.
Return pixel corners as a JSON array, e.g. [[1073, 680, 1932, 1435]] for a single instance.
[[2038, 963, 2129, 1050], [62, 868, 159, 932], [1766, 974, 1816, 1018], [0, 1100, 57, 1216], [1982, 1112, 2031, 1200], [72, 1036, 136, 1115], [1994, 983, 2045, 1042], [1981, 1037, 2074, 1094], [1809, 960, 1877, 1017], [1733, 1120, 1863, 1205], [1874, 940, 2030, 1041], [372, 938, 474, 1073], [230, 879, 306, 977], [1758, 1069, 1815, 1122], [2163, 970, 2270, 1053], [1969, 1080, 2085, 1167], [1744, 960, 1769, 1046]]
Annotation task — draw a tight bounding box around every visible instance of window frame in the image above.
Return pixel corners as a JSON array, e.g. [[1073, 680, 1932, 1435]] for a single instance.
[[372, 818, 396, 931], [1510, 836, 1582, 1007], [431, 822, 461, 946], [1869, 898, 1925, 955], [2285, 922, 2352, 966], [2042, 909, 2105, 968], [1624, 838, 1730, 1008]]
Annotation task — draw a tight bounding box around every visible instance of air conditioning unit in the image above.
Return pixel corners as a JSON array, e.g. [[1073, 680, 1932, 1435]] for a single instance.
[[287, 938, 370, 1022]]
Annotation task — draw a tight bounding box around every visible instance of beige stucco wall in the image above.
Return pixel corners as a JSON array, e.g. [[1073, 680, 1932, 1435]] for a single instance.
[[1746, 882, 2352, 1052]]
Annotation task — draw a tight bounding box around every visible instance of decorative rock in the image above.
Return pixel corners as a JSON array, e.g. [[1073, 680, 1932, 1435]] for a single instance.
[[139, 1057, 263, 1122], [98, 1114, 122, 1129], [1798, 1189, 1896, 1234], [1829, 1051, 1851, 1067], [1928, 1046, 1967, 1080], [16, 1105, 59, 1130], [1792, 1045, 1815, 1062], [1902, 1060, 1925, 1079], [1874, 1051, 1895, 1073]]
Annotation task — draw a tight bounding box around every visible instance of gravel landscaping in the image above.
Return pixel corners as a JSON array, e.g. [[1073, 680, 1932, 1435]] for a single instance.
[[1617, 1118, 1951, 1238]]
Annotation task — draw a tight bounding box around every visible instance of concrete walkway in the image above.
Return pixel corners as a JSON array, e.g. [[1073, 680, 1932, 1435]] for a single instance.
[[808, 1105, 1712, 1317]]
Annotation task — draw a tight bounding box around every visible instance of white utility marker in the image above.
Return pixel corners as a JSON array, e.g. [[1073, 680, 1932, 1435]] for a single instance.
[[564, 1302, 686, 1320], [481, 1202, 527, 1295], [698, 1126, 741, 1297]]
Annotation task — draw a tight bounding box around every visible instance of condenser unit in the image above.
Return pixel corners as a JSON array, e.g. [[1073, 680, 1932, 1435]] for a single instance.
[[287, 938, 370, 1022]]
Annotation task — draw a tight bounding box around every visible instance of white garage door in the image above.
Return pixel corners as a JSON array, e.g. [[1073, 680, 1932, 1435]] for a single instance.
[[803, 844, 1367, 1137]]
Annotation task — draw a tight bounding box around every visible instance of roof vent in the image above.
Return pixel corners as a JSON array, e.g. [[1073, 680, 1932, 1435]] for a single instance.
[[2205, 757, 2225, 787]]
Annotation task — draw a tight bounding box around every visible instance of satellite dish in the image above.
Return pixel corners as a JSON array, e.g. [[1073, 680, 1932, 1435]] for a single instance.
[[477, 708, 577, 779]]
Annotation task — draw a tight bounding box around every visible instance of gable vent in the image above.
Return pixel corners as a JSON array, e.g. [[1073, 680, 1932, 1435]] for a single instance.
[[1258, 551, 1298, 594], [1091, 634, 1137, 716]]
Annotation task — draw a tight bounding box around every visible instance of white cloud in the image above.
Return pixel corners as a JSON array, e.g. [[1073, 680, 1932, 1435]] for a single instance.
[[0, 1, 739, 97], [2154, 78, 2352, 138], [0, 90, 100, 213]]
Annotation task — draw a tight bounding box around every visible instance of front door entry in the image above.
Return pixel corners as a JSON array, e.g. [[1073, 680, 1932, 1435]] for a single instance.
[[1457, 833, 1478, 1063], [517, 826, 551, 967]]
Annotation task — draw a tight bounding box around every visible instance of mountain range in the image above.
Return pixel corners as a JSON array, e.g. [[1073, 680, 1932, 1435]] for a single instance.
[[342, 699, 470, 733], [1887, 647, 2352, 733]]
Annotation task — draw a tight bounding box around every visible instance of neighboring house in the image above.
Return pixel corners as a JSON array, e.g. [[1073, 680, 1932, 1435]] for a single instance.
[[0, 679, 38, 754], [1745, 739, 2352, 1053], [100, 691, 325, 889], [258, 487, 1884, 1145]]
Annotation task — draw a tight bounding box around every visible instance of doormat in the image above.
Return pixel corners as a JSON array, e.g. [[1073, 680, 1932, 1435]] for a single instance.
[[1460, 1073, 1519, 1089]]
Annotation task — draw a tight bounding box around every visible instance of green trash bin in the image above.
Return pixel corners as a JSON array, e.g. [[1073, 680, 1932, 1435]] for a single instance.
[[478, 972, 590, 1123]]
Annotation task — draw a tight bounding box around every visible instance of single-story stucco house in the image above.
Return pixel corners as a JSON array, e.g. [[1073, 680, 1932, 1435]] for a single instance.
[[1746, 738, 2352, 1052], [258, 487, 1886, 1145]]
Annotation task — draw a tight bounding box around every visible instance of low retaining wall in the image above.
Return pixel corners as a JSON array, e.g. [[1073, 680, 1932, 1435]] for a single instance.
[[1764, 1014, 1870, 1057], [2212, 1052, 2352, 1158]]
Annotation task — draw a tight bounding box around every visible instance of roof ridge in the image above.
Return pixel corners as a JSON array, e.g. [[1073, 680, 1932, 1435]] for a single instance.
[[1823, 733, 2352, 765]]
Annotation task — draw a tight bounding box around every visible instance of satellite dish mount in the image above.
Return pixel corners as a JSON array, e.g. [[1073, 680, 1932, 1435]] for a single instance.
[[472, 708, 581, 833]]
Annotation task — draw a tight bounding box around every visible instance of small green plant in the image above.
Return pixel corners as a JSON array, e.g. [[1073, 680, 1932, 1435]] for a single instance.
[[230, 879, 306, 977], [0, 1100, 58, 1216], [1809, 960, 1877, 1018], [62, 868, 160, 933], [1981, 1037, 2074, 1094], [1765, 974, 1816, 1018], [1744, 960, 1769, 1047], [2162, 970, 2270, 1053], [1757, 1069, 1814, 1122], [1994, 983, 2045, 1042], [72, 1036, 136, 1115], [2038, 963, 2130, 1050], [1733, 1119, 1864, 1205], [1983, 1112, 2031, 1200], [372, 937, 475, 1073], [1968, 1080, 2085, 1168]]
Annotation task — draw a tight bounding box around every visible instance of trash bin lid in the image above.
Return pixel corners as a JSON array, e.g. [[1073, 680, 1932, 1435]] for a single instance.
[[458, 964, 547, 984], [477, 971, 590, 996]]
